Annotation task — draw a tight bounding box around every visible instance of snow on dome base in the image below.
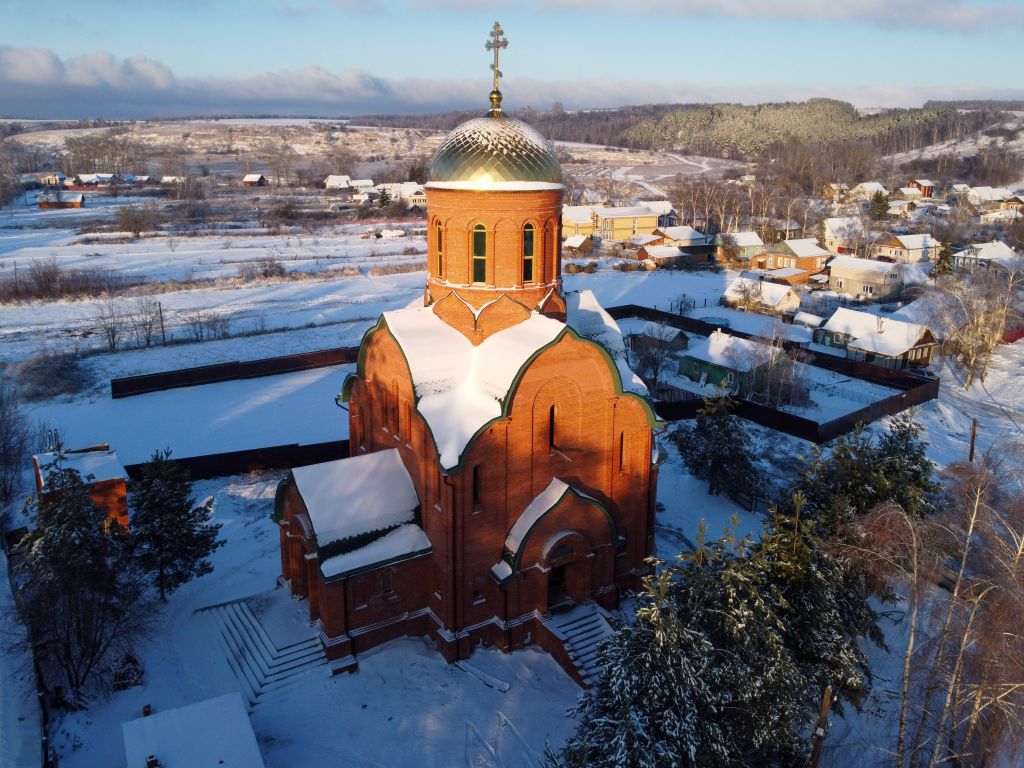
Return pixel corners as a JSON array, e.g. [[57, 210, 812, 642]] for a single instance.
[[427, 115, 562, 188]]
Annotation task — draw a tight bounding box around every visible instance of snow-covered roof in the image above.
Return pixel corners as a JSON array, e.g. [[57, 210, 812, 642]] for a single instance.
[[914, 179, 935, 186], [565, 291, 649, 397], [324, 174, 351, 188], [320, 523, 431, 579], [122, 692, 265, 768], [350, 179, 375, 187], [718, 231, 764, 248], [963, 239, 1020, 267], [899, 187, 921, 196], [563, 234, 588, 248], [776, 237, 828, 258], [643, 200, 675, 215], [35, 448, 126, 486], [766, 267, 807, 278], [891, 294, 964, 339], [683, 329, 775, 373], [823, 308, 930, 356], [852, 181, 889, 196], [829, 256, 902, 276], [614, 317, 683, 342], [968, 186, 1013, 203], [562, 205, 599, 224], [628, 233, 661, 246], [793, 311, 824, 328], [38, 191, 84, 203], [642, 244, 684, 259], [292, 449, 418, 547], [242, 173, 265, 182], [823, 216, 865, 240], [723, 276, 797, 308], [894, 233, 939, 251], [658, 225, 707, 243]]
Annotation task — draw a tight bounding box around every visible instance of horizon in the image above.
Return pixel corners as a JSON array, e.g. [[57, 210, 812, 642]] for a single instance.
[[3, 0, 1024, 119]]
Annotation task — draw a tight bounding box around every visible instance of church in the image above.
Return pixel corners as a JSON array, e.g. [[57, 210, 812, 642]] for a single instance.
[[276, 24, 660, 684]]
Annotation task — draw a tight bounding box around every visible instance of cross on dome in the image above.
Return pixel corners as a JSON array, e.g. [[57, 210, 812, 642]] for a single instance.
[[485, 21, 509, 114]]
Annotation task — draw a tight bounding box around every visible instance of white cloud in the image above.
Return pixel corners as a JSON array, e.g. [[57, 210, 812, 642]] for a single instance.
[[0, 46, 1021, 119]]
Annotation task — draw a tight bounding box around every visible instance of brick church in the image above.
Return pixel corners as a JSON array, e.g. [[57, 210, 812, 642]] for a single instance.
[[276, 24, 660, 684]]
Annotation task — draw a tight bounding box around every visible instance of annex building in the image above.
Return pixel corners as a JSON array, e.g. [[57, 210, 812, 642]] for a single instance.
[[275, 26, 660, 684]]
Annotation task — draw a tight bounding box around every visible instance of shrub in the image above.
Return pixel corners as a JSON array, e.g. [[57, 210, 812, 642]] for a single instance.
[[9, 349, 92, 400]]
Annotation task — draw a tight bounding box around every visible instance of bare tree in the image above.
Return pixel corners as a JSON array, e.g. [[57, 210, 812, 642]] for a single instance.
[[95, 297, 123, 352], [129, 294, 161, 347]]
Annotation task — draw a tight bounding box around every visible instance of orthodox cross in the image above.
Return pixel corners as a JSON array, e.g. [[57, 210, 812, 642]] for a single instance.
[[485, 21, 509, 112]]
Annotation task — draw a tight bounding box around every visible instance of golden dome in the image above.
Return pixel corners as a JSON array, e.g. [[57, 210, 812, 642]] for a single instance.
[[427, 114, 562, 189]]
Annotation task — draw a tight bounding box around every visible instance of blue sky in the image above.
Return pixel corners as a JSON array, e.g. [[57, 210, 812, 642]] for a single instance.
[[2, 0, 1023, 117]]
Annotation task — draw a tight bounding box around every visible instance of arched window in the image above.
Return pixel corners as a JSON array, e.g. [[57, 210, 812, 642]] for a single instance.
[[548, 404, 557, 450], [472, 464, 483, 508], [472, 224, 487, 283], [522, 223, 535, 282], [435, 223, 444, 278]]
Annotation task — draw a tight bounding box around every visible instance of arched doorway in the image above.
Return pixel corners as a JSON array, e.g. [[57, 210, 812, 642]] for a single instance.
[[543, 532, 592, 613]]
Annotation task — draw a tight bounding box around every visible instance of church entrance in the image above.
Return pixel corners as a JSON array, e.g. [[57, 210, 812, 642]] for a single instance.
[[547, 564, 571, 612]]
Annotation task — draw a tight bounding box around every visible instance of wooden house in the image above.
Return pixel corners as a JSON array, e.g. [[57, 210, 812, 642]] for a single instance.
[[814, 307, 936, 369], [766, 237, 829, 273], [870, 233, 940, 263], [243, 173, 268, 188], [678, 329, 783, 394], [822, 183, 849, 200], [715, 231, 765, 264], [721, 276, 801, 315], [828, 256, 903, 301], [562, 234, 595, 256], [907, 179, 935, 198], [822, 217, 867, 255], [37, 191, 84, 209], [953, 240, 1021, 271]]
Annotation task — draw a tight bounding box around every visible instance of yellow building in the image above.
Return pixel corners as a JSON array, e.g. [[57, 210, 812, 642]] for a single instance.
[[562, 205, 661, 242]]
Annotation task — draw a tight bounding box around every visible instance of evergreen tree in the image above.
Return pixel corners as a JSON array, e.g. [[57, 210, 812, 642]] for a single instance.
[[377, 188, 391, 208], [17, 462, 148, 707], [875, 412, 940, 518], [869, 190, 890, 221], [934, 239, 954, 277], [130, 450, 223, 602], [672, 394, 766, 500]]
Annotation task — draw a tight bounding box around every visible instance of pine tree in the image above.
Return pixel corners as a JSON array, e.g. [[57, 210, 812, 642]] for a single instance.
[[130, 450, 223, 602], [870, 190, 890, 221], [875, 412, 940, 518], [672, 394, 765, 500], [934, 239, 954, 277], [377, 188, 391, 208], [17, 461, 148, 707]]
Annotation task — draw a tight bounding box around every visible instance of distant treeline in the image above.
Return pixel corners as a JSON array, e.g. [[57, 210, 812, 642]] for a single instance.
[[925, 100, 1024, 111], [623, 99, 1000, 158]]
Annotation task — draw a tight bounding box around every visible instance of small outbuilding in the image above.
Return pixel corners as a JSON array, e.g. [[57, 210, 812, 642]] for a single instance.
[[38, 191, 85, 209], [32, 446, 129, 531], [243, 173, 269, 188], [721, 276, 801, 316]]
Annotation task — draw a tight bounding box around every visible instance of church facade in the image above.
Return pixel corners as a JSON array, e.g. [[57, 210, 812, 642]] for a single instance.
[[276, 28, 660, 683]]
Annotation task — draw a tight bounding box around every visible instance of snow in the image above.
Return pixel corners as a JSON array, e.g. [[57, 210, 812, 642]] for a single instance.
[[0, 548, 42, 768], [42, 473, 579, 768], [292, 449, 419, 548], [563, 234, 588, 248], [828, 255, 902, 275], [35, 447, 126, 484], [776, 237, 829, 258], [26, 364, 352, 466], [683, 329, 771, 372], [614, 317, 683, 342], [121, 692, 265, 768], [823, 307, 929, 357], [658, 225, 708, 243], [383, 306, 564, 469], [426, 181, 564, 191], [565, 289, 648, 395], [505, 478, 573, 555], [765, 266, 805, 279], [721, 231, 764, 248], [962, 239, 1020, 267], [723, 276, 796, 308], [793, 311, 824, 328], [894, 233, 938, 250], [320, 523, 431, 579]]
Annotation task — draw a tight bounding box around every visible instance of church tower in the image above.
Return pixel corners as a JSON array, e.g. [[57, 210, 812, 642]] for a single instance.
[[277, 24, 660, 683]]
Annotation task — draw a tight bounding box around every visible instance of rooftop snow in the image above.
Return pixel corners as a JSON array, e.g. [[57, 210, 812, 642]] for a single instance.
[[320, 523, 431, 579], [794, 311, 825, 327], [563, 234, 588, 248], [724, 276, 796, 307], [766, 267, 806, 278], [823, 217, 865, 239], [776, 237, 829, 258], [829, 256, 902, 275], [894, 233, 938, 250], [503, 478, 597, 556], [292, 448, 418, 547], [659, 225, 707, 243], [565, 290, 648, 397], [615, 317, 684, 342], [964, 240, 1020, 266], [824, 307, 929, 356], [719, 231, 764, 248], [122, 692, 265, 768], [35, 448, 126, 485], [383, 306, 564, 469], [683, 329, 775, 372]]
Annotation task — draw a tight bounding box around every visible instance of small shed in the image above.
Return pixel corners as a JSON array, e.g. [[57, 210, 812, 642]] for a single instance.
[[38, 191, 85, 209], [33, 446, 129, 531], [563, 234, 595, 256], [243, 173, 268, 188], [722, 276, 801, 316], [122, 692, 265, 768]]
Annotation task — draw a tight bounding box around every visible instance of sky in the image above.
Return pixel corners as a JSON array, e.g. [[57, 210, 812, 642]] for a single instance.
[[1, 0, 1023, 118]]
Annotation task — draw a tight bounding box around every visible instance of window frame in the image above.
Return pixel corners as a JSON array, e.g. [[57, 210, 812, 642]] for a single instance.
[[472, 224, 487, 284], [523, 223, 535, 283]]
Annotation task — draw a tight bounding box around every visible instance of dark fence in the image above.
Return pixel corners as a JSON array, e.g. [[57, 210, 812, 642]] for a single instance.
[[111, 347, 360, 398], [124, 440, 350, 482]]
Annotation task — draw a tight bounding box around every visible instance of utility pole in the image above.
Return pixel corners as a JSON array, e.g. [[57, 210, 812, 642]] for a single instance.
[[968, 417, 979, 463], [158, 301, 166, 345], [808, 684, 833, 768]]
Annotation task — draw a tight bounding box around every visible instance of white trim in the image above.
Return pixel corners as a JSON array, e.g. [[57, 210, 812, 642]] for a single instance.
[[426, 181, 564, 191]]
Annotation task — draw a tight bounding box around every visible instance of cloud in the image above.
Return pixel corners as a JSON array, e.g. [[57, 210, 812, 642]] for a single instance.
[[0, 45, 1021, 119]]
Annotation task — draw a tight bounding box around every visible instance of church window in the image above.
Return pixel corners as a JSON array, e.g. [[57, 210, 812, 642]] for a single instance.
[[382, 569, 393, 596], [619, 431, 626, 472], [522, 224, 535, 282], [548, 405, 557, 450], [472, 224, 487, 283], [472, 464, 483, 508], [435, 223, 445, 277]]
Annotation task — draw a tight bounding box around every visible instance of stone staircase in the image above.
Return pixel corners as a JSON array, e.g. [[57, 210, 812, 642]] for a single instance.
[[542, 604, 615, 686], [195, 595, 327, 709]]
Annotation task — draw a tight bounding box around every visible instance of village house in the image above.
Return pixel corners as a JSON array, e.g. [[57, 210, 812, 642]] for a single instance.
[[561, 205, 662, 242], [276, 78, 660, 685], [766, 237, 829, 273], [871, 233, 940, 263], [243, 173, 268, 187], [822, 182, 849, 200], [763, 266, 809, 286], [324, 174, 352, 189], [38, 170, 66, 186], [715, 231, 765, 263], [907, 179, 936, 198], [37, 191, 85, 209], [562, 234, 595, 256], [721, 276, 801, 316], [967, 186, 1014, 208], [814, 307, 937, 369], [953, 239, 1021, 271], [626, 233, 663, 252], [894, 186, 923, 201], [655, 225, 711, 249], [850, 181, 889, 200], [887, 200, 918, 219], [636, 244, 695, 267], [980, 208, 1022, 226], [678, 329, 783, 394], [822, 216, 867, 255], [828, 255, 903, 301], [32, 446, 129, 531], [749, 217, 801, 244], [642, 200, 679, 228]]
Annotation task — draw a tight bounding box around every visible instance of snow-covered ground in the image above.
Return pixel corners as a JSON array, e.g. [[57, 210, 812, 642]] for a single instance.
[[0, 549, 42, 768], [46, 473, 581, 768]]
